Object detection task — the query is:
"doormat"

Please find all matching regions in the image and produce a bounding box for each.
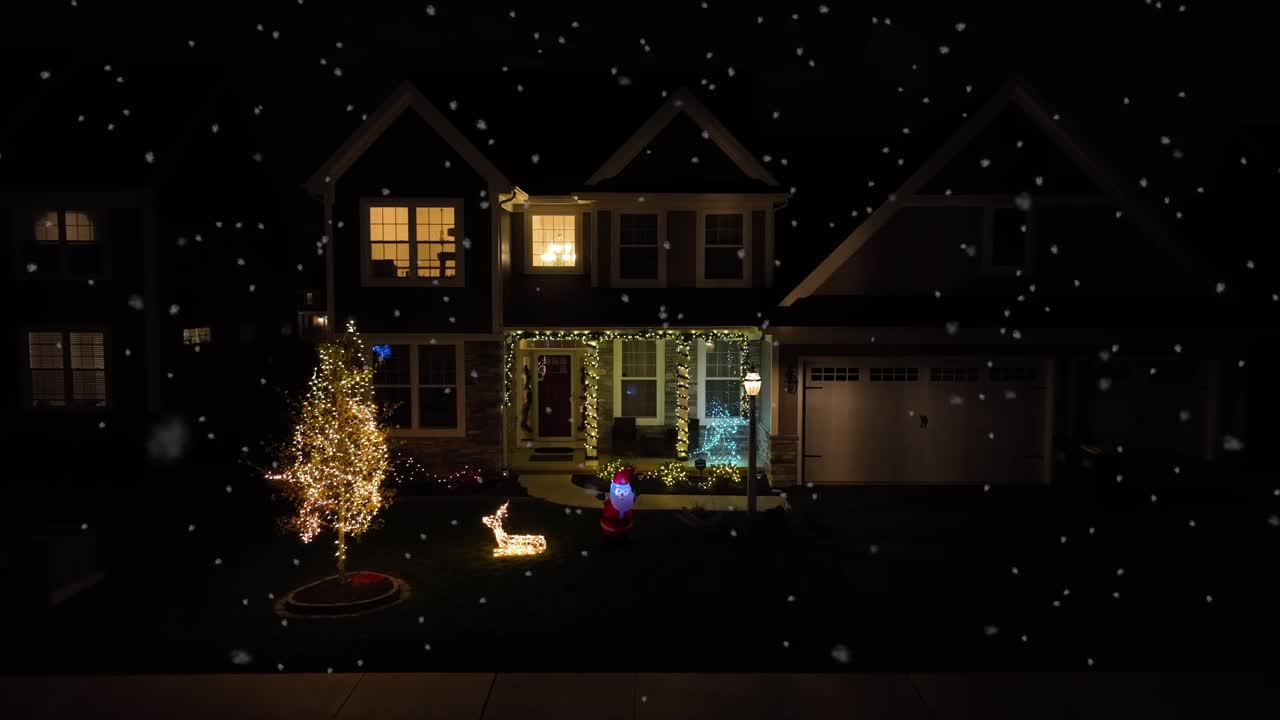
[533,447,576,454]
[529,455,574,462]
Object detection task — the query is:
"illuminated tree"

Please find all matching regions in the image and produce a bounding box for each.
[275,321,391,582]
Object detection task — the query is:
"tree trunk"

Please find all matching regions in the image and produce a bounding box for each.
[336,527,347,583]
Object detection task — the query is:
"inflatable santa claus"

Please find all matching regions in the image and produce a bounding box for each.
[600,467,636,535]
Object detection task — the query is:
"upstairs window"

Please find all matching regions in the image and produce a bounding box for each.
[698,212,750,286]
[984,208,1031,272]
[29,210,103,276]
[362,200,463,286]
[527,213,582,273]
[615,213,663,284]
[28,330,107,408]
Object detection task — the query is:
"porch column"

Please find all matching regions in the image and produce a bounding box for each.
[675,336,692,460]
[584,338,600,461]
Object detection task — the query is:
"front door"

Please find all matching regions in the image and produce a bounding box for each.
[536,354,573,438]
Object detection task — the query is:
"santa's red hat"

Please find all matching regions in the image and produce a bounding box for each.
[612,468,633,485]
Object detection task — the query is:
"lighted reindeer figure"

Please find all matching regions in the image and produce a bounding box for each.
[482,501,547,557]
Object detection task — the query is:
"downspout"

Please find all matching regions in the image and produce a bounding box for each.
[323,189,336,332]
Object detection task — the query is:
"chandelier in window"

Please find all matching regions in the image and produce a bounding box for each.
[539,234,576,266]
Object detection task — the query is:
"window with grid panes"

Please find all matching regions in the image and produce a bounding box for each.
[28,331,106,407]
[30,210,101,276]
[702,340,742,417]
[371,343,411,428]
[703,213,744,280]
[618,213,659,280]
[620,340,658,418]
[419,345,458,429]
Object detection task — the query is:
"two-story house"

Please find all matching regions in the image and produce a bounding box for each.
[305,82,785,476]
[304,78,1242,488]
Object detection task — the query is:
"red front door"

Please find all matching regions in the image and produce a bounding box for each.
[537,354,573,438]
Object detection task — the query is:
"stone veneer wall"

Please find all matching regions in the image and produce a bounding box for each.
[768,435,799,487]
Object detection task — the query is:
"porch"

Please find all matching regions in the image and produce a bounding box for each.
[502,329,772,476]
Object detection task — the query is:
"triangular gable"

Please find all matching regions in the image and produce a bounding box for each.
[585,87,779,187]
[780,80,1204,307]
[305,81,509,195]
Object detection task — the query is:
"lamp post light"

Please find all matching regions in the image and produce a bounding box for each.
[743,368,762,522]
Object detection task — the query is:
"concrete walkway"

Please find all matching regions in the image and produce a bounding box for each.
[519,473,788,512]
[5,672,1277,719]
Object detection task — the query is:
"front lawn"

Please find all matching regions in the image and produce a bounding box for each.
[11,457,1280,674]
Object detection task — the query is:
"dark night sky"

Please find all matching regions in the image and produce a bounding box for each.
[3,0,1277,290]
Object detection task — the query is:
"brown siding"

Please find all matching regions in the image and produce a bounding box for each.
[668,210,696,287]
[752,210,766,288]
[597,340,615,449]
[597,210,611,286]
[391,340,503,474]
[509,211,524,273]
[582,211,592,285]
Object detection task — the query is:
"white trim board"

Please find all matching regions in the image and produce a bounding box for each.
[585,87,779,188]
[778,79,1207,307]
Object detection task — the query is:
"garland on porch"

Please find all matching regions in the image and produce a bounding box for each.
[583,338,600,460]
[520,361,534,433]
[674,336,691,460]
[499,329,754,460]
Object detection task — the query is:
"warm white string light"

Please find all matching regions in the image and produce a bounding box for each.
[482,501,547,557]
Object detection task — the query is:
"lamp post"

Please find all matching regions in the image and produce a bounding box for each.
[743,369,762,522]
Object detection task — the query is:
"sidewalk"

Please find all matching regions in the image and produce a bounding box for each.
[519,473,788,512]
[4,672,1277,719]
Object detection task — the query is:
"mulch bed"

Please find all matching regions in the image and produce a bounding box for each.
[282,571,405,616]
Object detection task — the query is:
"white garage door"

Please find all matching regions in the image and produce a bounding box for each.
[802,357,1050,485]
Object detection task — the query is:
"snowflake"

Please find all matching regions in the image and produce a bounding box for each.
[830,644,851,664]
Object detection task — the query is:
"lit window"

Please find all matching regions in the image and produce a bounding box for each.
[365,201,463,284]
[700,341,743,418]
[29,210,101,275]
[28,331,106,407]
[368,206,410,277]
[618,213,660,281]
[183,327,213,345]
[531,214,578,268]
[619,340,660,420]
[702,213,745,281]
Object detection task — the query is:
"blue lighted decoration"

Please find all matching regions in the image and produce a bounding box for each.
[371,344,393,362]
[692,398,746,466]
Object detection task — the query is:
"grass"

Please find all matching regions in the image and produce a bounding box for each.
[10,455,1280,674]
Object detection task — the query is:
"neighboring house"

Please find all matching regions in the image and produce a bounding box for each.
[305,82,786,475]
[1,70,305,483]
[770,80,1241,486]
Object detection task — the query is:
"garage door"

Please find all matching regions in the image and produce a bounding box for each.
[802,357,1050,485]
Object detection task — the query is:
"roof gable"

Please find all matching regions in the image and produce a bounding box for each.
[305,80,508,195]
[585,88,779,188]
[780,80,1204,307]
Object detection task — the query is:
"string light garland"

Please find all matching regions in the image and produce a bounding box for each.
[692,398,747,466]
[482,501,547,557]
[704,463,744,484]
[653,460,689,487]
[500,330,755,461]
[675,336,691,460]
[596,458,631,482]
[269,321,391,581]
[390,456,485,490]
[583,338,600,460]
